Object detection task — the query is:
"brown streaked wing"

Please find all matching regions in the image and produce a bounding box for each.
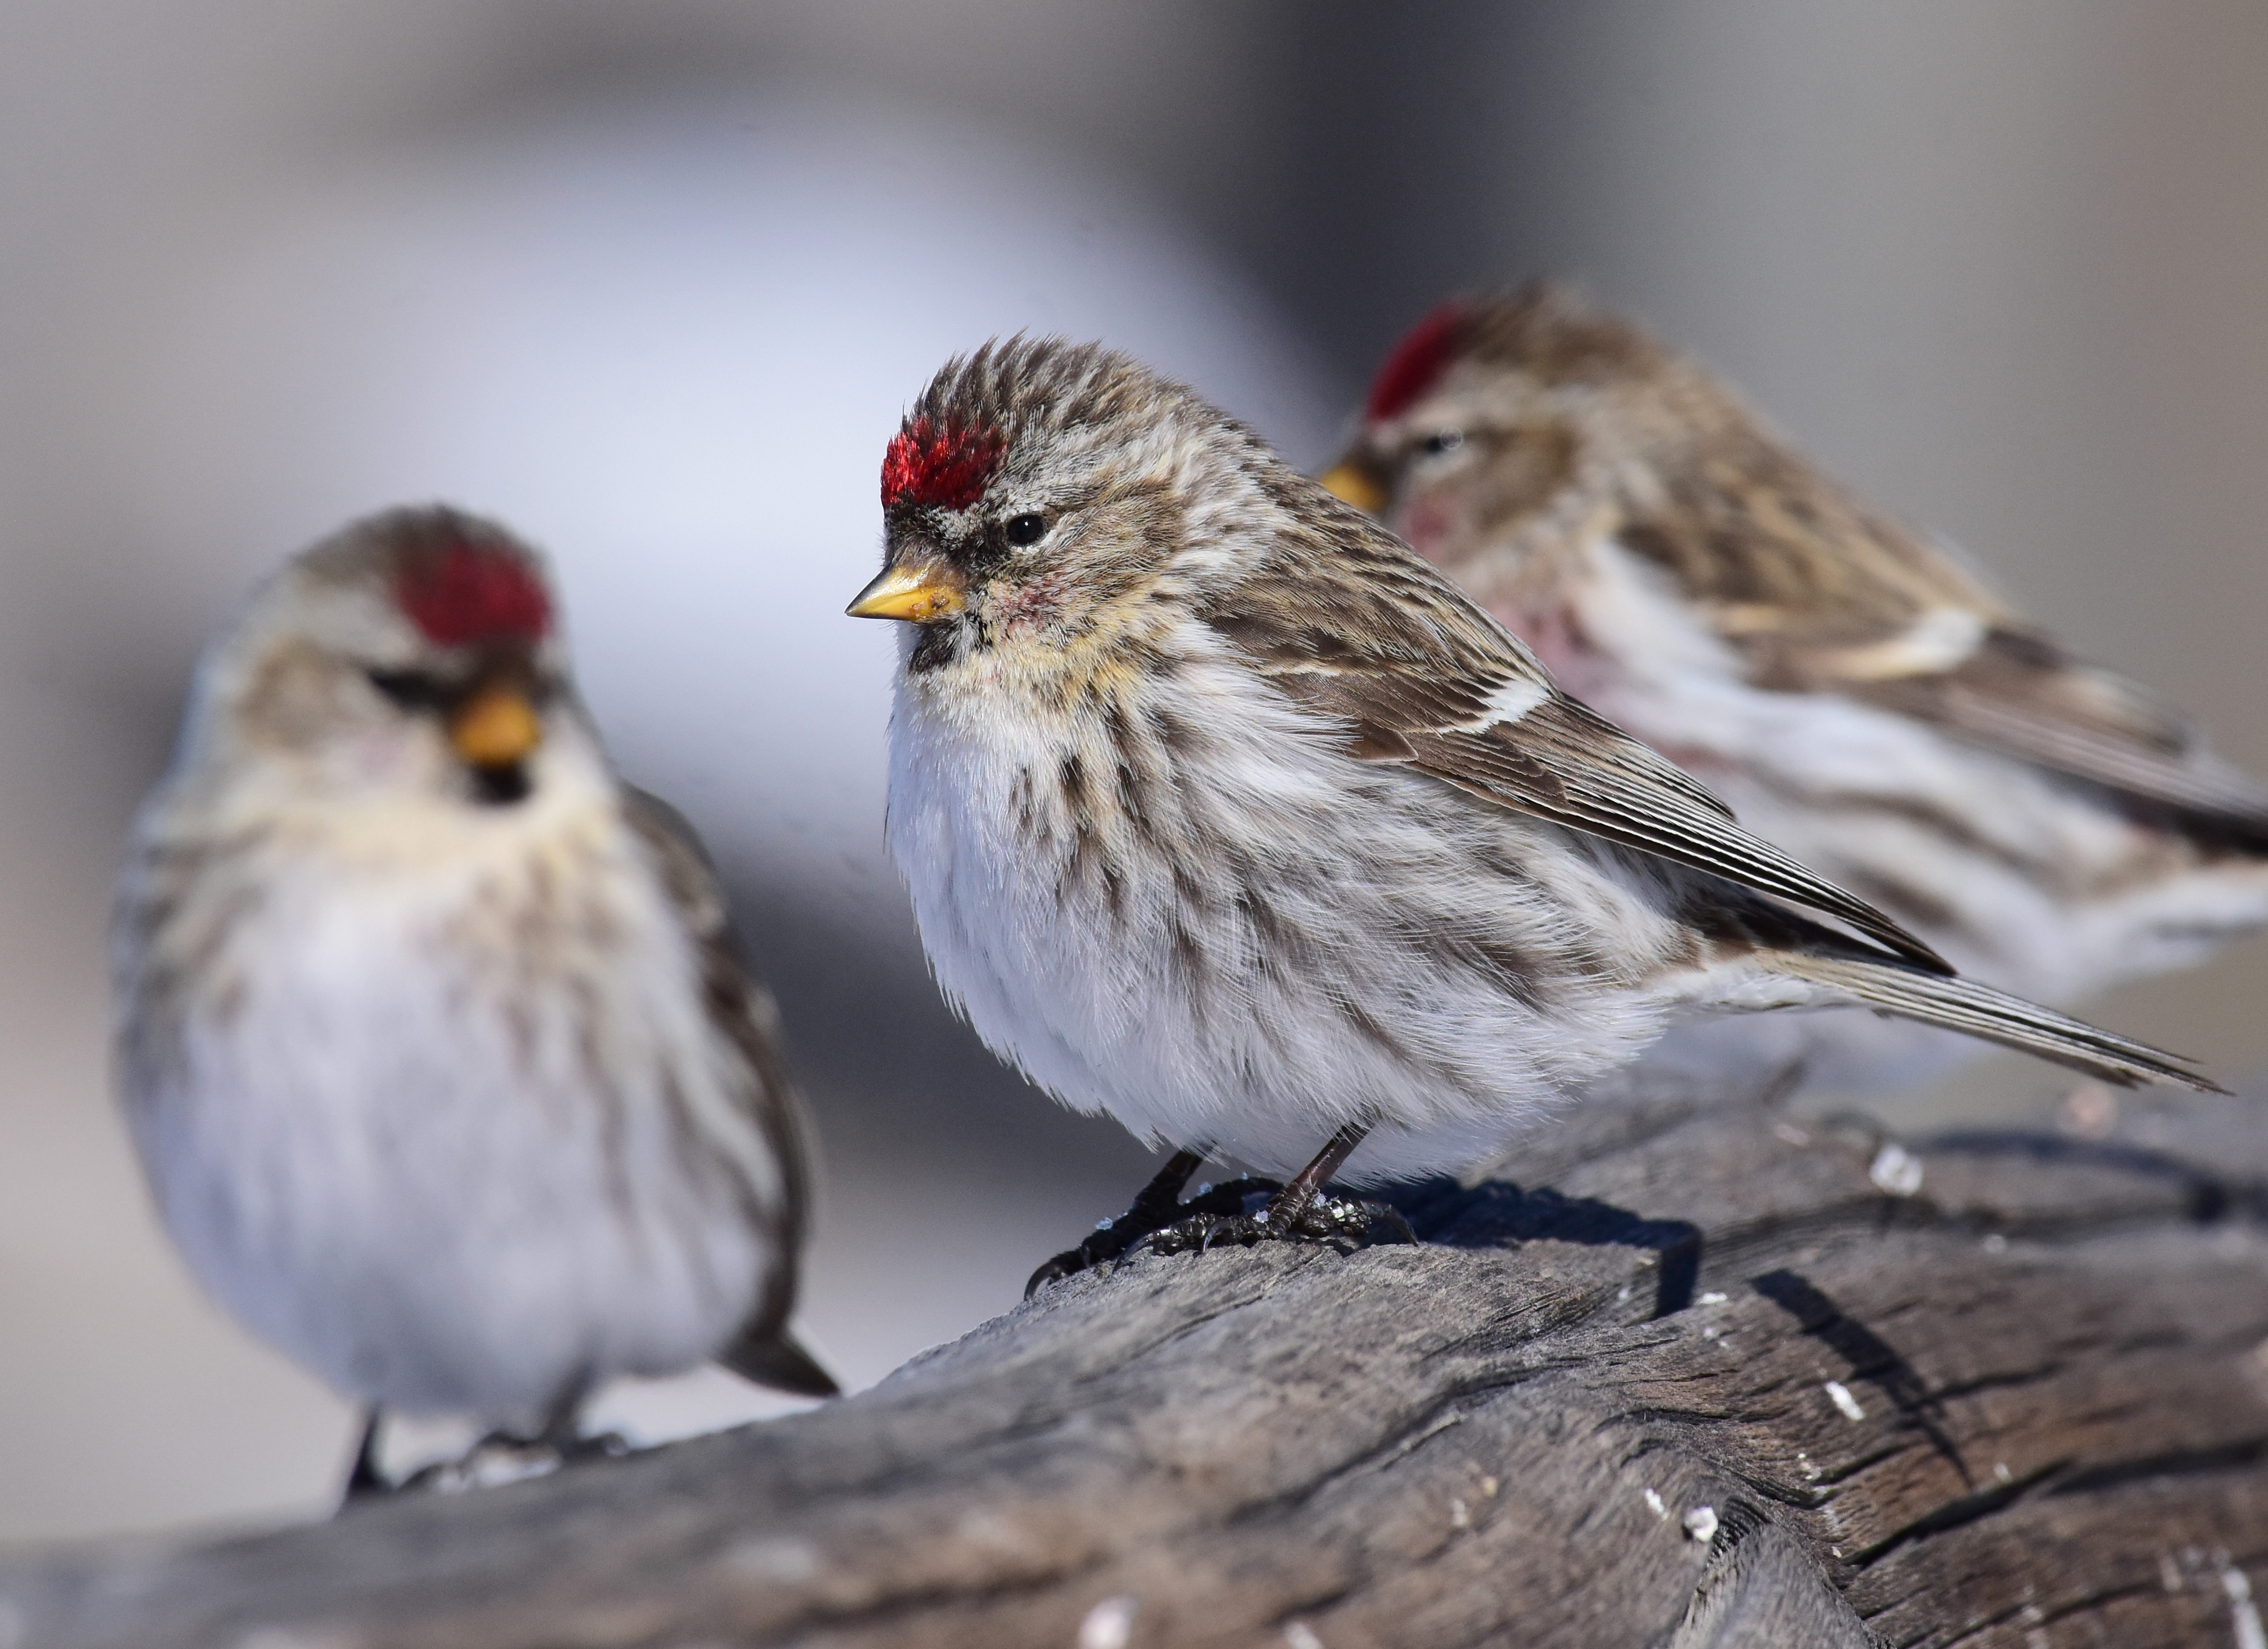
[1620,455,2268,829]
[1597,374,2009,674]
[1465,285,1998,671]
[1485,292,2268,838]
[1203,515,1953,973]
[621,786,813,1328]
[1844,627,2268,831]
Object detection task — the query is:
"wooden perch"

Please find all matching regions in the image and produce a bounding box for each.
[10,1077,2268,1648]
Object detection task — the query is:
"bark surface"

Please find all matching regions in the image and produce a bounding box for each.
[8,1079,2268,1649]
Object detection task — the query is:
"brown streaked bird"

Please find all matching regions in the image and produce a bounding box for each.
[849,338,2216,1265]
[113,505,836,1497]
[1323,285,2268,1090]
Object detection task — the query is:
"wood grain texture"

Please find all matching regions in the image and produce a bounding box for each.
[8,1079,2268,1649]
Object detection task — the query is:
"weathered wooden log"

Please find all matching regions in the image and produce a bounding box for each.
[8,1078,2268,1648]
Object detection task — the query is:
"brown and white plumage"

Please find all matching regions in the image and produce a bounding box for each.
[1325,287,2268,1088]
[855,339,2213,1194]
[113,506,833,1473]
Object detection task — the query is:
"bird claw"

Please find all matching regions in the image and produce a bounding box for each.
[1026,1175,1282,1296]
[391,1428,629,1497]
[1141,1191,1415,1258]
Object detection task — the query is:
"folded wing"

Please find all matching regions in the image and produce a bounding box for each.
[1203,502,1952,974]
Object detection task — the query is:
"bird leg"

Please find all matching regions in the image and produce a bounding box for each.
[534,1392,586,1455]
[338,1407,392,1506]
[392,1393,625,1496]
[1140,1122,1416,1258]
[540,1401,630,1466]
[1268,1122,1372,1224]
[515,1390,627,1467]
[1026,1148,1283,1295]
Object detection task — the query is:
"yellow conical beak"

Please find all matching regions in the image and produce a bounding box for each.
[1318,459,1391,517]
[846,557,967,623]
[449,684,542,767]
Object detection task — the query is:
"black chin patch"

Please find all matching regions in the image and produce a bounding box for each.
[470,761,533,806]
[910,616,985,674]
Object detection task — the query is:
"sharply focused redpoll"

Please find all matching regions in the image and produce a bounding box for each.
[115,506,835,1491]
[1322,286,2268,1090]
[850,340,2215,1247]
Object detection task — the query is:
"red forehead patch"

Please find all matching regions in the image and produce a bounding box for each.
[1365,303,1467,423]
[882,415,1004,511]
[396,539,552,647]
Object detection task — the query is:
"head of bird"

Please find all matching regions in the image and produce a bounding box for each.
[1319,285,1707,585]
[171,506,595,828]
[847,338,1293,681]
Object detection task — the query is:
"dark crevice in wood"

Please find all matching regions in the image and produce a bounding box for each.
[1929,1578,2172,1648]
[1919,1360,2072,1404]
[2017,1580,2178,1634]
[1848,1473,2043,1568]
[2048,1437,2268,1498]
[1807,1439,1929,1491]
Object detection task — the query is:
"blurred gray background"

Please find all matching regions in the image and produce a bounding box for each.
[2,1,2263,1544]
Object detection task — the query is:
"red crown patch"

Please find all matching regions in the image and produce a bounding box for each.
[397,539,552,647]
[1365,303,1467,423]
[882,416,1004,511]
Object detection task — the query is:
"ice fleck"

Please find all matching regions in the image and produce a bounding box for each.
[1095,1217,1114,1232]
[432,1444,558,1494]
[1994,1462,2013,1485]
[2058,1082,2117,1140]
[1697,1292,1728,1306]
[724,1538,819,1584]
[1983,1233,2008,1253]
[1643,1487,1669,1520]
[1283,1625,1326,1649]
[2224,1564,2266,1649]
[1825,1380,1866,1422]
[1450,1497,1470,1529]
[1079,1595,1139,1649]
[1869,1142,1924,1197]
[1480,1476,1500,1498]
[1683,1505,1719,1544]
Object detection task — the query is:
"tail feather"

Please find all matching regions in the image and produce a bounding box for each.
[718,1327,840,1398]
[1772,953,2225,1093]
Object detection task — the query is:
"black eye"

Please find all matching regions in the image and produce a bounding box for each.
[1419,428,1466,457]
[365,668,448,711]
[1003,513,1048,547]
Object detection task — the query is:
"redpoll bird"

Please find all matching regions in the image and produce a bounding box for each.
[1322,286,2268,1090]
[850,339,2216,1253]
[114,506,835,1493]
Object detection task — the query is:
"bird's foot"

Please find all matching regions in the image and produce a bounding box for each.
[558,1429,633,1465]
[1026,1173,1282,1295]
[395,1428,628,1496]
[1141,1186,1416,1257]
